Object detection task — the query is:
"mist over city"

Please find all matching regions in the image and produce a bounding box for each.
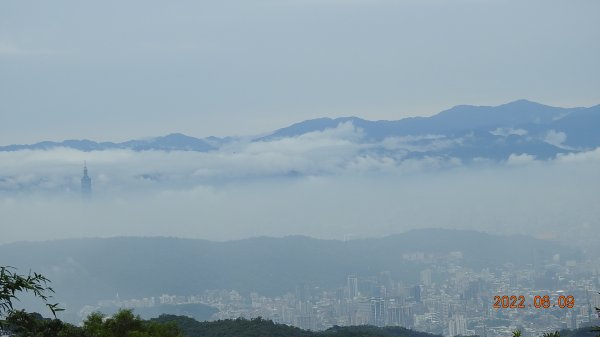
[1,1,600,336]
[1,113,600,245]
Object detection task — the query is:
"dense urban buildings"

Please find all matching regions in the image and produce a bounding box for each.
[81,251,600,337]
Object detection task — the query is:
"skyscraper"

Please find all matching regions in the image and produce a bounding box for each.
[369,297,385,326]
[347,275,358,299]
[448,314,467,337]
[81,162,92,199]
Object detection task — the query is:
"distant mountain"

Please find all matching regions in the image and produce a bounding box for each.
[258,100,600,161]
[261,100,594,140]
[0,133,216,152]
[1,100,599,162]
[547,106,600,149]
[0,229,579,318]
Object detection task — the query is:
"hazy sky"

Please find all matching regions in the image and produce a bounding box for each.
[1,0,599,144]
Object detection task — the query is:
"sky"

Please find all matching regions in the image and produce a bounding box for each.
[1,0,600,144]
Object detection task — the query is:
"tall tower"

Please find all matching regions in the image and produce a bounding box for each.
[81,161,92,199]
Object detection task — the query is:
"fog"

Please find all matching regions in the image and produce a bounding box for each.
[2,126,599,245]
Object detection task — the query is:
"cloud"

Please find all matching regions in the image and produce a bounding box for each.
[1,147,598,246]
[555,147,600,163]
[506,153,537,166]
[0,123,367,193]
[380,134,462,153]
[490,128,528,137]
[544,129,568,148]
[1,124,600,246]
[1,121,600,195]
[237,121,364,155]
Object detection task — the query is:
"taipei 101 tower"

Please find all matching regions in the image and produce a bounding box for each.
[81,161,92,200]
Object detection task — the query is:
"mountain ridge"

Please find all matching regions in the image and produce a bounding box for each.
[0,228,580,319]
[1,100,599,164]
[1,99,597,148]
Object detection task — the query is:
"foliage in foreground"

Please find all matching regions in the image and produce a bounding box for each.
[0,266,62,318]
[5,311,442,337]
[5,309,182,337]
[5,309,600,337]
[514,326,600,337]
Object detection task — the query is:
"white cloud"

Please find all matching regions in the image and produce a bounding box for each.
[380,134,460,153]
[506,153,537,166]
[0,123,367,193]
[490,128,528,137]
[544,129,568,148]
[1,149,599,246]
[238,121,364,155]
[556,147,600,163]
[1,120,599,247]
[0,142,599,246]
[2,126,600,196]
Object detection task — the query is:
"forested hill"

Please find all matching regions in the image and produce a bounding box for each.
[152,315,442,337]
[2,310,443,337]
[0,229,578,313]
[153,314,600,337]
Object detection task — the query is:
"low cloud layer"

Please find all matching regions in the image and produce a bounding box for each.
[1,124,599,246]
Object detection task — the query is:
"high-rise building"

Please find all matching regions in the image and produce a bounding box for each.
[387,305,401,326]
[448,314,467,337]
[411,285,422,302]
[400,304,415,328]
[566,311,577,329]
[350,300,371,325]
[420,269,432,287]
[370,297,386,326]
[81,162,92,199]
[347,275,358,299]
